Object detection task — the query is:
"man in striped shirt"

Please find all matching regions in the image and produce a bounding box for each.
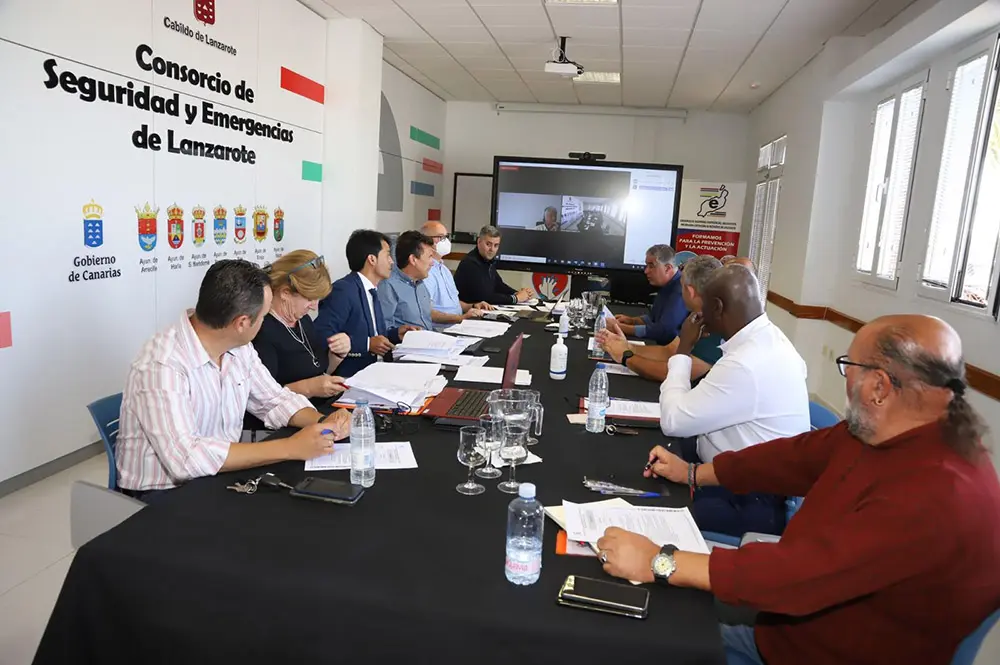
[117,260,351,497]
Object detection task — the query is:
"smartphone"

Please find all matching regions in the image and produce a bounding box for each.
[557,575,649,619]
[609,418,660,430]
[289,477,364,506]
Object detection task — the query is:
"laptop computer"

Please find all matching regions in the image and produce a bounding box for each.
[423,334,524,420]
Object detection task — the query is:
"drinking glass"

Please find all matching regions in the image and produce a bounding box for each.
[475,414,503,479]
[524,390,544,446]
[497,420,529,494]
[569,298,585,339]
[456,426,486,495]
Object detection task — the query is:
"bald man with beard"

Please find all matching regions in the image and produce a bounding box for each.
[596,314,1000,665]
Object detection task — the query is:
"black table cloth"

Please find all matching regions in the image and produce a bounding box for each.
[34,316,725,665]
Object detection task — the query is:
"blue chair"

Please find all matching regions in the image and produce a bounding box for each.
[86,393,123,491]
[809,400,839,430]
[953,608,1000,665]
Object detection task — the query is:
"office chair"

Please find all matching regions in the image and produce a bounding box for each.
[86,393,123,491]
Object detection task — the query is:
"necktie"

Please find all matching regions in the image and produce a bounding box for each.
[369,288,385,336]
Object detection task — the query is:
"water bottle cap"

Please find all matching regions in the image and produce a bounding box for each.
[518,482,536,499]
[596,363,606,369]
[356,399,369,406]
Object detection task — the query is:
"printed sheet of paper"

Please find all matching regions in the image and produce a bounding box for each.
[562,502,709,555]
[603,363,639,377]
[443,320,511,338]
[584,398,659,419]
[454,367,531,386]
[305,442,418,471]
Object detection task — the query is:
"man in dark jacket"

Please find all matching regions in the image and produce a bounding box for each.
[455,225,533,306]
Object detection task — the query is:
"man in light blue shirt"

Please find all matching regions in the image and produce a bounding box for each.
[420,221,493,330]
[377,231,435,331]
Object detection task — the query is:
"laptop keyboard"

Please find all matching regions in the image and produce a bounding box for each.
[446,390,489,418]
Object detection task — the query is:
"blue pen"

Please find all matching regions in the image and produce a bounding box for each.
[321,429,333,436]
[599,490,661,498]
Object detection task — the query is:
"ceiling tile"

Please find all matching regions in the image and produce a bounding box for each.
[385,41,448,57]
[581,59,621,73]
[574,84,622,106]
[455,55,514,69]
[623,45,685,63]
[571,43,621,62]
[623,28,691,48]
[489,26,556,43]
[622,3,698,28]
[439,41,503,56]
[483,81,537,103]
[841,0,914,36]
[298,0,343,19]
[401,4,482,26]
[694,0,786,33]
[687,29,761,53]
[468,0,545,4]
[553,27,620,44]
[422,25,493,41]
[471,4,550,26]
[547,5,620,29]
[502,44,560,60]
[471,69,525,82]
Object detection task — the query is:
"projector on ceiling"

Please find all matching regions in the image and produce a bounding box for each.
[544,60,584,77]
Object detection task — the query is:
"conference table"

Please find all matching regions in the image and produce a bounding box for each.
[34,315,725,665]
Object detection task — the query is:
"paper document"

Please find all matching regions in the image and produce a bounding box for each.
[397,353,488,367]
[443,320,511,338]
[395,330,465,355]
[584,397,659,420]
[562,501,709,555]
[345,362,443,408]
[588,337,644,351]
[305,442,418,471]
[603,364,639,377]
[545,498,631,530]
[566,413,588,425]
[454,366,531,386]
[495,304,535,312]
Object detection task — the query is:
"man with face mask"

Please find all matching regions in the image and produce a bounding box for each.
[657,265,811,537]
[419,222,494,329]
[595,313,1000,665]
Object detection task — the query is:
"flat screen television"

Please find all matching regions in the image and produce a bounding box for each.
[489,156,683,274]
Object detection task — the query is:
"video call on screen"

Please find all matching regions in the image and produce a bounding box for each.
[493,161,679,271]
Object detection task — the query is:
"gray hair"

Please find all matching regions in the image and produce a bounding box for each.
[681,255,723,294]
[646,244,676,266]
[873,326,988,460]
[479,225,501,239]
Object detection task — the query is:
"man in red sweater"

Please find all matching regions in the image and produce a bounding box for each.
[597,314,1000,665]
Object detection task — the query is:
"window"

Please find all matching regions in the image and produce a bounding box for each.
[749,136,785,298]
[856,77,926,287]
[921,39,1000,311]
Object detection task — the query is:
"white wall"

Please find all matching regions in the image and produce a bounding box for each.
[0,0,328,483]
[377,63,446,235]
[443,102,750,229]
[747,0,1000,460]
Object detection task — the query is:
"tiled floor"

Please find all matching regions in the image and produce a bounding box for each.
[0,454,107,665]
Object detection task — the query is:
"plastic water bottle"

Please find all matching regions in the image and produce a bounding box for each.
[549,335,567,380]
[558,310,570,338]
[350,400,376,488]
[587,364,609,433]
[505,482,544,585]
[592,312,607,359]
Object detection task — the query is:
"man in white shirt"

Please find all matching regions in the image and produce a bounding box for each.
[657,264,810,537]
[117,260,352,499]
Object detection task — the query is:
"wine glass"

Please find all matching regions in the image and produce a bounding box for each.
[497,417,529,494]
[524,390,544,446]
[475,414,503,479]
[569,298,585,339]
[456,426,486,495]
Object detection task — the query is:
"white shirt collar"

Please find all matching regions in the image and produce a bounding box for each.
[357,272,376,293]
[719,313,770,354]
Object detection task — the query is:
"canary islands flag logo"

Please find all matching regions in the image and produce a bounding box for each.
[83,200,103,248]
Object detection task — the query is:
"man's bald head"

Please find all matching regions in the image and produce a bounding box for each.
[723,256,756,274]
[699,265,764,339]
[844,314,986,457]
[420,221,448,238]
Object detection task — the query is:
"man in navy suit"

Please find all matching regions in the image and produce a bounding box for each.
[315,230,417,377]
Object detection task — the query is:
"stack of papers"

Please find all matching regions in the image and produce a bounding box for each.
[443,320,511,338]
[583,397,659,420]
[561,500,709,555]
[454,366,532,386]
[604,364,639,377]
[340,362,444,410]
[394,331,485,367]
[305,442,418,471]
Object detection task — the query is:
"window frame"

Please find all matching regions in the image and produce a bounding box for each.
[750,135,786,298]
[916,35,1000,313]
[854,70,929,291]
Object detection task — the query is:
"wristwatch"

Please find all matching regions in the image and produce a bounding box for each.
[651,544,678,585]
[620,349,634,366]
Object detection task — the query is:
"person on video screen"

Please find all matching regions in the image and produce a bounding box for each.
[534,206,561,232]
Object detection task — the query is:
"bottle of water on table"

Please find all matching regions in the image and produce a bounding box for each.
[587,364,609,433]
[592,309,607,360]
[350,400,376,488]
[505,482,544,585]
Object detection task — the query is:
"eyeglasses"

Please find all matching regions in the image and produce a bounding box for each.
[835,354,902,388]
[290,255,325,274]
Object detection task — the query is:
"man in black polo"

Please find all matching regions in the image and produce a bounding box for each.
[454,225,533,306]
